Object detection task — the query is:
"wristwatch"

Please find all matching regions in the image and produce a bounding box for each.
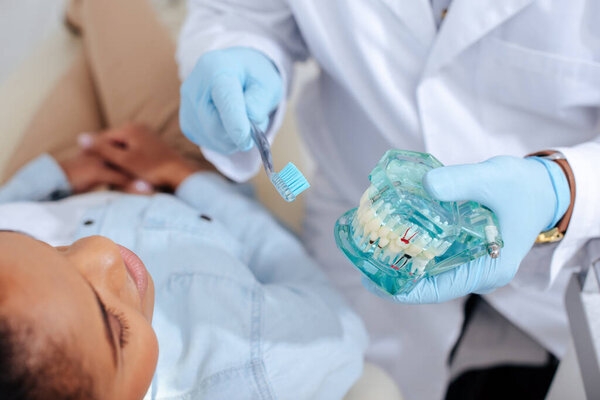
[527,150,576,244]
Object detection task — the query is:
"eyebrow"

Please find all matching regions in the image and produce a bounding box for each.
[90,287,118,366]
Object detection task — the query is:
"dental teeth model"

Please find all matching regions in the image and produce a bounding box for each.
[334,150,503,295]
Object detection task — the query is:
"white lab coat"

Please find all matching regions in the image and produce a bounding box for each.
[177,1,600,399]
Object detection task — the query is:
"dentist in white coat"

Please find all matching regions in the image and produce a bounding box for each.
[176,1,600,399]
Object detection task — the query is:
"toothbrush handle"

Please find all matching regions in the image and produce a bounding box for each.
[249,121,275,178]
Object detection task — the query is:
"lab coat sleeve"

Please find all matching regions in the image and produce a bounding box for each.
[176,172,368,399]
[547,142,600,282]
[176,0,309,182]
[0,154,71,204]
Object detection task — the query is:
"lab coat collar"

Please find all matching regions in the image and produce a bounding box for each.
[423,0,535,77]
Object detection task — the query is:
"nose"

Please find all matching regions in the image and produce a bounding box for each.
[62,236,138,305]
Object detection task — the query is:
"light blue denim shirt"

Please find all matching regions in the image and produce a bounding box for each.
[0,155,368,400]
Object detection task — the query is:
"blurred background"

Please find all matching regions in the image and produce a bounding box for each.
[0,0,67,83]
[0,0,318,233]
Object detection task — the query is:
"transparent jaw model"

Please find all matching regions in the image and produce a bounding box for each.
[334,150,503,295]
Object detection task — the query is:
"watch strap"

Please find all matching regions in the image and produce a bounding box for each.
[527,150,576,243]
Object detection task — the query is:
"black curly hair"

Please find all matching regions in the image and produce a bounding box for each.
[0,315,96,400]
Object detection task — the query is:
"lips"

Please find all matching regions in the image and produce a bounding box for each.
[117,245,149,302]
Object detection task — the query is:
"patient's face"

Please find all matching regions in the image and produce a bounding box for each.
[0,232,158,399]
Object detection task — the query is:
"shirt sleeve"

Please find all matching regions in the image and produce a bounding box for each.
[0,154,72,203]
[175,172,368,399]
[176,0,309,182]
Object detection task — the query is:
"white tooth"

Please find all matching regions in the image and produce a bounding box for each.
[386,219,399,232]
[395,237,410,250]
[412,257,429,275]
[388,242,402,254]
[361,209,377,226]
[366,217,382,233]
[413,234,432,248]
[421,250,436,260]
[395,224,417,246]
[359,201,370,214]
[369,231,379,242]
[372,198,384,212]
[359,208,375,225]
[378,237,390,247]
[374,207,386,220]
[356,205,364,219]
[403,234,432,257]
[378,226,392,239]
[405,244,423,257]
[359,188,371,206]
[357,212,368,226]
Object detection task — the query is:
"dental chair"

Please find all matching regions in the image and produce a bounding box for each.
[0,1,403,399]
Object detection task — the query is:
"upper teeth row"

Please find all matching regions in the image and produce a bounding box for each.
[352,185,452,275]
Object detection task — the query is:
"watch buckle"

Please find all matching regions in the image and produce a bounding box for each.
[536,227,564,244]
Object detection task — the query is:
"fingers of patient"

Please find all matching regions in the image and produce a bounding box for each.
[80,134,129,166]
[96,167,130,188]
[106,123,156,145]
[123,179,154,195]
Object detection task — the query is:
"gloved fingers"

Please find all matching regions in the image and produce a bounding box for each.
[423,163,496,208]
[392,259,487,304]
[391,276,443,304]
[244,79,282,126]
[210,74,252,151]
[362,255,507,304]
[179,94,202,144]
[361,277,396,301]
[179,95,234,153]
[256,119,269,135]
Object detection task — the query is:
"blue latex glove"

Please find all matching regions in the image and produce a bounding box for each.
[179,47,283,154]
[362,156,571,304]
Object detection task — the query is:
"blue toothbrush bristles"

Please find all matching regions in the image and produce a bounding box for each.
[272,162,310,202]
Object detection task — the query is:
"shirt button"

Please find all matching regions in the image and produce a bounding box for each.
[199,214,212,222]
[83,220,94,226]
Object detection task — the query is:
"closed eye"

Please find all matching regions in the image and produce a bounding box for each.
[107,307,131,347]
[91,288,119,365]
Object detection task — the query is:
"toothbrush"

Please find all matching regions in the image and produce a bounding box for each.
[249,120,310,202]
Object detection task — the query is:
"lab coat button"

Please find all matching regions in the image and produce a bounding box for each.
[199,214,212,222]
[83,220,94,226]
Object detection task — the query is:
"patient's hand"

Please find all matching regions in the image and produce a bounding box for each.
[80,124,199,191]
[59,152,131,193]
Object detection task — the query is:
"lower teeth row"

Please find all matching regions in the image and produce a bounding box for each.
[351,185,452,276]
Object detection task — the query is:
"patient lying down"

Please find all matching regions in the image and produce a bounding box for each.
[0,125,367,400]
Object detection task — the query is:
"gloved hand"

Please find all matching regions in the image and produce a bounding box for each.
[362,155,571,304]
[179,47,283,154]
